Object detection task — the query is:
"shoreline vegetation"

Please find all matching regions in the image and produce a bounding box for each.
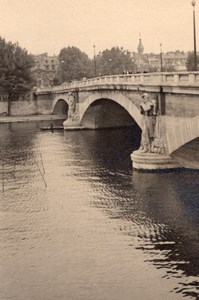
[0,114,66,124]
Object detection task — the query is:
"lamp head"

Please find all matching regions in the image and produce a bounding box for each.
[192,0,196,7]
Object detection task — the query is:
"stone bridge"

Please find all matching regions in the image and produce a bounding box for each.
[35,72,199,170]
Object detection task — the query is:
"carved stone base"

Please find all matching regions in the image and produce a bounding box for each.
[63,119,90,131]
[63,119,81,128]
[131,150,183,171]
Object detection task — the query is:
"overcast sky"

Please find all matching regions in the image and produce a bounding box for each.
[0,0,198,57]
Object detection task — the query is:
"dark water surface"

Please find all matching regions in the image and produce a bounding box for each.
[0,121,198,300]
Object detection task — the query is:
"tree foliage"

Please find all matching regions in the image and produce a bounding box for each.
[186,51,199,71]
[58,47,93,82]
[96,47,136,76]
[0,37,34,114]
[58,46,137,82]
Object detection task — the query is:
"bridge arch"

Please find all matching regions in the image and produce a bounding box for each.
[79,92,142,128]
[166,116,199,154]
[52,95,69,115]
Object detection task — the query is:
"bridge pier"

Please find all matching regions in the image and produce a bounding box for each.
[62,91,85,130]
[63,118,83,130]
[131,150,182,171]
[131,92,183,171]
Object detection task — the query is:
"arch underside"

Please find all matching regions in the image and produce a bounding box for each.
[166,116,199,169]
[53,99,68,115]
[52,95,69,116]
[167,116,199,154]
[80,98,139,129]
[171,137,199,169]
[79,93,142,129]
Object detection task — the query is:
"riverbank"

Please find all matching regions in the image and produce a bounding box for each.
[0,114,66,123]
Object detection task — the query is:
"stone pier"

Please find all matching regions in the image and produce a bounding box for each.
[131,151,182,171]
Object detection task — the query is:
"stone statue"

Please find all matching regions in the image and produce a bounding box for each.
[139,93,158,153]
[67,92,76,120]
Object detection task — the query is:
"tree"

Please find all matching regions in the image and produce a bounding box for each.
[0,37,34,115]
[96,47,136,76]
[186,51,199,71]
[58,47,93,82]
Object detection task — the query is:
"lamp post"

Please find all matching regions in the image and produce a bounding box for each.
[93,45,97,77]
[61,60,65,83]
[160,43,163,72]
[192,0,197,71]
[108,58,112,75]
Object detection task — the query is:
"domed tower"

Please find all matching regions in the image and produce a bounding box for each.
[136,33,146,72]
[137,34,144,55]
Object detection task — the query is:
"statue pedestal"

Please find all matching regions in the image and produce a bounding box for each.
[63,119,81,129]
[131,150,182,171]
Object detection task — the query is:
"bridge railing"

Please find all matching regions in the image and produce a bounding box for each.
[36,71,199,93]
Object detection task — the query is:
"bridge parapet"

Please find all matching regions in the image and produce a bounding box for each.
[36,71,199,94]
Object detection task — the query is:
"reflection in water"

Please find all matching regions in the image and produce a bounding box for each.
[0,122,198,300]
[132,171,199,298]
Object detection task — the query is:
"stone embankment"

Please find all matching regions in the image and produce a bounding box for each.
[0,114,66,124]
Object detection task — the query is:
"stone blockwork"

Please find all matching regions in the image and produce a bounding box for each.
[0,92,37,116]
[165,93,199,118]
[166,115,199,154]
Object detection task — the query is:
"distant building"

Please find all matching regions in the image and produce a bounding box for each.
[162,51,188,71]
[133,37,188,72]
[31,53,60,87]
[147,55,160,70]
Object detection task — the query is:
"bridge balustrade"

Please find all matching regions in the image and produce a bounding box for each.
[36,71,199,94]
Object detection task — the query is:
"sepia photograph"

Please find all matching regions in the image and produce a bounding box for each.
[0,0,199,299]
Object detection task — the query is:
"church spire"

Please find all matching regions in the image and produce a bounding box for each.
[137,33,144,54]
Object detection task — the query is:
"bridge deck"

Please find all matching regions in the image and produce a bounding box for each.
[36,72,199,94]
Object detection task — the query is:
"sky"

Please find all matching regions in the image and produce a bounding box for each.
[0,0,198,57]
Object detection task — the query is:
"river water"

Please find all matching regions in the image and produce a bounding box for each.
[0,121,198,300]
